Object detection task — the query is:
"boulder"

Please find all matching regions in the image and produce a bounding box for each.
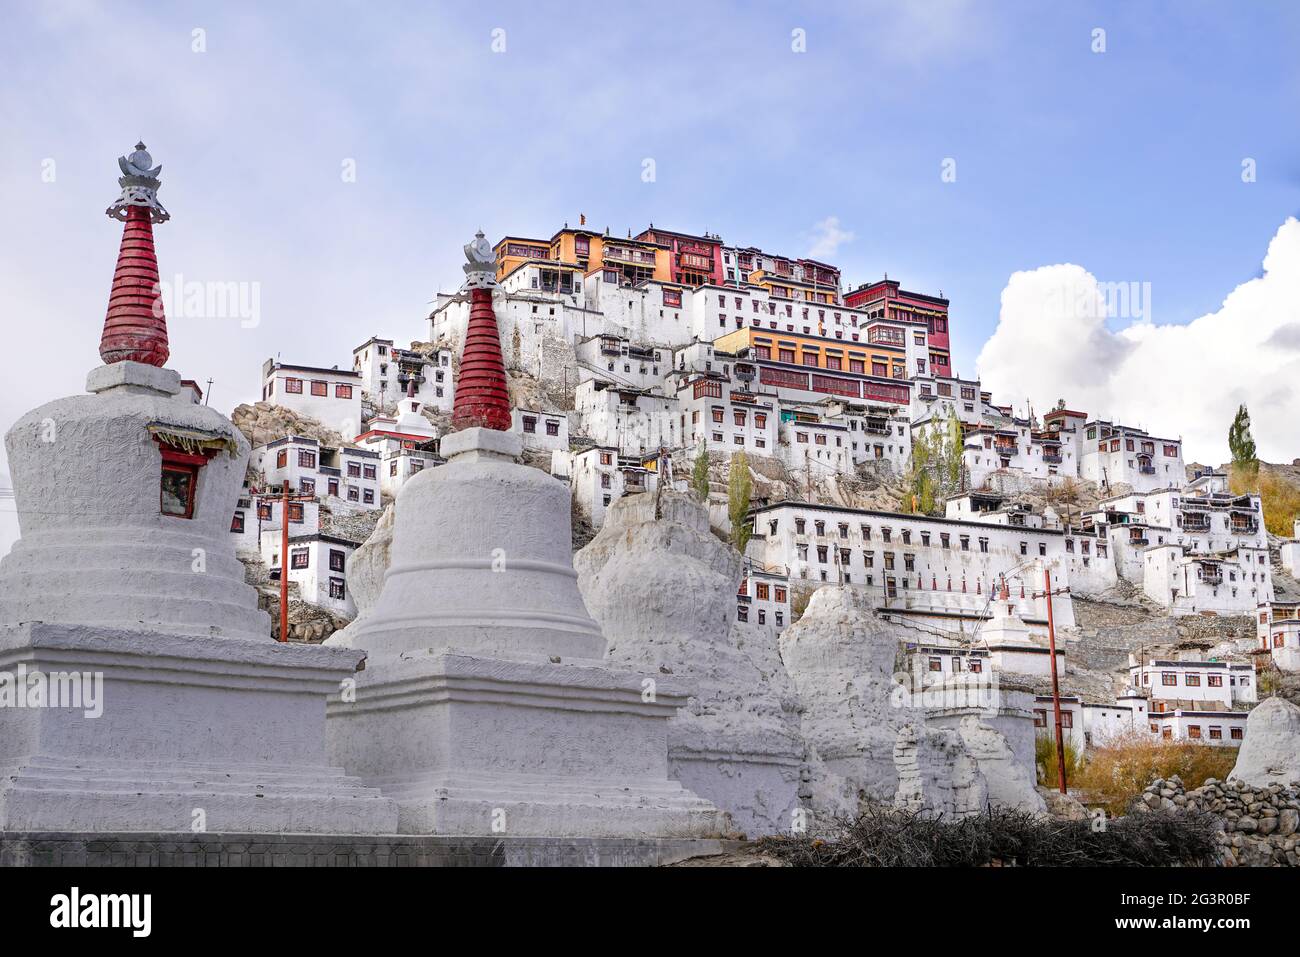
[1230,697,1300,789]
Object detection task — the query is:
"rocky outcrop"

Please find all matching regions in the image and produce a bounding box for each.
[230,401,352,450]
[574,492,803,837]
[779,587,908,817]
[1135,775,1300,866]
[893,723,988,819]
[1230,696,1300,788]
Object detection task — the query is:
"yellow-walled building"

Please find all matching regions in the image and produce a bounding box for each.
[714,326,908,381]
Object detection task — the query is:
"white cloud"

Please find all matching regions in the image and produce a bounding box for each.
[976,217,1300,464]
[807,216,854,260]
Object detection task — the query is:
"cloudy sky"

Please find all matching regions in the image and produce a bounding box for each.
[2,1,1299,555]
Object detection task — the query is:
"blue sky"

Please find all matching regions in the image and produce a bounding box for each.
[2,1,1299,552]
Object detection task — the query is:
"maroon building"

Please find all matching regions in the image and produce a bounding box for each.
[845,279,952,378]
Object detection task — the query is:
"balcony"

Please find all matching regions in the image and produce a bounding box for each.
[1198,570,1223,585]
[1139,465,1157,475]
[1042,452,1063,464]
[1181,516,1211,531]
[603,247,657,266]
[994,444,1019,457]
[1231,522,1260,535]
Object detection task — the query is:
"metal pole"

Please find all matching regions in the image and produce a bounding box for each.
[279,483,290,643]
[1044,568,1067,794]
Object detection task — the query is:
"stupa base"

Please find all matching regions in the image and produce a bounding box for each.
[0,622,399,835]
[326,653,722,838]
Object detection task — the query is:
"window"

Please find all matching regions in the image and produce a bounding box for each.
[1208,726,1222,740]
[335,384,353,399]
[363,464,377,480]
[1161,673,1177,686]
[546,420,560,436]
[1033,709,1047,728]
[756,583,770,601]
[1208,675,1223,687]
[348,462,361,478]
[160,456,201,519]
[277,449,288,469]
[290,548,309,569]
[929,657,943,673]
[1187,725,1202,739]
[284,377,303,394]
[363,489,375,504]
[298,449,316,468]
[736,605,748,623]
[311,380,328,397]
[969,660,982,674]
[1230,727,1243,740]
[329,577,345,600]
[523,416,537,433]
[348,488,359,502]
[329,549,346,572]
[230,511,245,533]
[1185,674,1201,687]
[1059,712,1073,729]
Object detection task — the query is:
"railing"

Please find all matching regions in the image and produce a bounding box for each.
[1231,522,1259,534]
[1139,465,1156,475]
[1042,452,1063,464]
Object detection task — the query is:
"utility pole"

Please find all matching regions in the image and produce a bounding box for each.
[204,378,213,406]
[1034,568,1072,794]
[259,483,315,643]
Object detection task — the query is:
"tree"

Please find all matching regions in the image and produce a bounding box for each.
[691,440,710,502]
[728,451,753,553]
[1228,404,1258,475]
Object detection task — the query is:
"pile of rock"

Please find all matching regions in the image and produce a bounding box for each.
[1134,775,1300,866]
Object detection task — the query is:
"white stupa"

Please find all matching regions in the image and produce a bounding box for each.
[0,144,397,835]
[324,236,719,837]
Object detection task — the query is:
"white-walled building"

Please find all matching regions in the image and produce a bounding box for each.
[676,376,779,457]
[355,397,441,497]
[1084,486,1272,615]
[1076,419,1185,494]
[263,532,356,618]
[552,446,659,527]
[778,415,854,478]
[573,380,678,455]
[1127,656,1257,708]
[513,407,569,452]
[261,359,363,439]
[1147,709,1247,746]
[748,501,1077,636]
[574,335,669,391]
[736,567,792,638]
[255,436,382,509]
[1279,518,1300,577]
[352,336,454,415]
[1258,601,1300,672]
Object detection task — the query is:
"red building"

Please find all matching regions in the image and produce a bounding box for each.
[636,225,724,287]
[845,278,952,378]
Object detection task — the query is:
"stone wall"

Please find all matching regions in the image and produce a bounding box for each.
[1133,776,1299,867]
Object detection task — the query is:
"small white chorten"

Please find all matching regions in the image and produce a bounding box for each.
[0,144,397,835]
[324,236,719,837]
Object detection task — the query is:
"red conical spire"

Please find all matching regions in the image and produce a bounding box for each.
[101,142,170,367]
[452,231,512,431]
[101,204,168,366]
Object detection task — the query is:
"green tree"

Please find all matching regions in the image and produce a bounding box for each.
[691,440,710,502]
[1228,404,1258,475]
[728,451,753,552]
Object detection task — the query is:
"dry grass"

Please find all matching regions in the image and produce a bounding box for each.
[1229,463,1300,537]
[1034,732,1085,789]
[1073,732,1239,816]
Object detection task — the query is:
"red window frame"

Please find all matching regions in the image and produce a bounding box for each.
[311,380,328,397]
[335,384,353,399]
[158,445,207,520]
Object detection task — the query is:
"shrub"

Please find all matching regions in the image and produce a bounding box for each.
[1034,731,1085,789]
[1072,732,1238,817]
[758,803,1220,867]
